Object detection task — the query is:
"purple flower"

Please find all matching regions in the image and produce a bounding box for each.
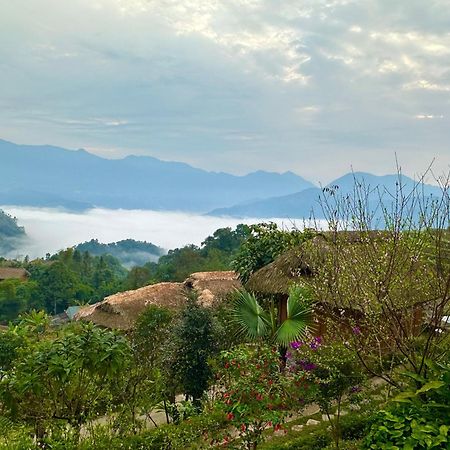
[309,336,322,350]
[299,359,317,371]
[290,341,303,350]
[350,385,361,393]
[352,326,361,335]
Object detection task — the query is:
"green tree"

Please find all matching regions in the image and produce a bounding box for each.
[168,299,222,409]
[232,223,315,283]
[3,322,130,441]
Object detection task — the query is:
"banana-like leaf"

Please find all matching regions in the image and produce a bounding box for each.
[232,291,271,340]
[275,285,313,347]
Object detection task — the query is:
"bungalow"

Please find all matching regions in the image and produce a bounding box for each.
[74,271,241,330]
[0,268,30,282]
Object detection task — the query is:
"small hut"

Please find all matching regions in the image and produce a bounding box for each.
[74,282,187,330]
[0,268,30,282]
[75,271,242,330]
[245,235,335,335]
[245,231,433,337]
[184,271,241,307]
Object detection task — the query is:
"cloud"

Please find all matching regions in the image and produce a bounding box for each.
[0,0,449,183]
[1,206,307,259]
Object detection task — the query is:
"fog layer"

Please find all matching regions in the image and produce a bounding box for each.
[1,206,307,260]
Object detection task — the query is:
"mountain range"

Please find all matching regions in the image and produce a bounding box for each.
[0,139,313,212]
[208,172,444,219]
[0,139,443,219]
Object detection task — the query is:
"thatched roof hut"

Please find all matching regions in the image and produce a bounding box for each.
[246,231,394,296]
[75,271,242,330]
[246,235,330,295]
[74,282,186,330]
[0,267,29,281]
[184,271,241,307]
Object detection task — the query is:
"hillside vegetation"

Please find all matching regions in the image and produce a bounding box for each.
[0,210,25,254]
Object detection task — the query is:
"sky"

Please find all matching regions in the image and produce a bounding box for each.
[1,0,449,183]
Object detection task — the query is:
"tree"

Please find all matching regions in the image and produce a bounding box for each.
[315,170,450,386]
[116,306,173,428]
[3,322,130,442]
[232,223,314,283]
[289,339,365,449]
[167,299,222,409]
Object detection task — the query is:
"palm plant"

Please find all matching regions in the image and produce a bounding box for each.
[232,284,313,347]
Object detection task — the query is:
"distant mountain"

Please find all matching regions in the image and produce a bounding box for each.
[0,209,26,254]
[208,172,444,219]
[75,239,165,268]
[0,139,314,212]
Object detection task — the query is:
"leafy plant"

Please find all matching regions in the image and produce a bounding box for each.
[213,344,291,449]
[233,285,313,347]
[288,339,365,449]
[364,360,450,449]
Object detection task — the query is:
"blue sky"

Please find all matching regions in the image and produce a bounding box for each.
[1,0,449,183]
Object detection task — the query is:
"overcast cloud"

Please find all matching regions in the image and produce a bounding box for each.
[0,0,449,183]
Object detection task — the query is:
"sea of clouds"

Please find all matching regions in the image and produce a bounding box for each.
[1,206,317,260]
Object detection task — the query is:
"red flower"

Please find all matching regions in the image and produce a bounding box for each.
[241,424,246,431]
[226,412,234,420]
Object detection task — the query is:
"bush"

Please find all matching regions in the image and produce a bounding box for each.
[363,361,450,449]
[261,410,372,450]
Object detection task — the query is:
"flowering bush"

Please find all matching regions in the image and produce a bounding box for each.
[213,344,291,449]
[287,337,365,449]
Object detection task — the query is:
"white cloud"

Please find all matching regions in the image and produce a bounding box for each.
[0,0,449,182]
[2,206,306,259]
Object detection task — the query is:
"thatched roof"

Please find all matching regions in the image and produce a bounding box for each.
[0,267,29,281]
[245,231,408,296]
[75,271,241,330]
[246,236,330,295]
[184,271,241,307]
[74,282,186,330]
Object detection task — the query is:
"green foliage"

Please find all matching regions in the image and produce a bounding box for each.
[232,285,312,346]
[0,329,24,378]
[288,339,365,448]
[364,360,450,449]
[0,210,25,239]
[167,300,222,406]
[260,411,371,450]
[0,210,25,255]
[75,238,164,268]
[0,279,39,322]
[146,225,250,283]
[2,322,131,434]
[214,344,291,449]
[232,223,315,282]
[0,248,128,322]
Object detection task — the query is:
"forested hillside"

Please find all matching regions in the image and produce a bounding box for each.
[0,223,306,323]
[75,239,164,268]
[0,210,25,254]
[0,249,127,323]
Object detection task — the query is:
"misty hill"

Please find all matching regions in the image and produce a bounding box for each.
[75,239,165,268]
[0,209,26,254]
[208,172,444,219]
[0,139,314,212]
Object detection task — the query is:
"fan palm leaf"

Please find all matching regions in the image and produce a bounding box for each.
[232,290,271,340]
[274,285,313,347]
